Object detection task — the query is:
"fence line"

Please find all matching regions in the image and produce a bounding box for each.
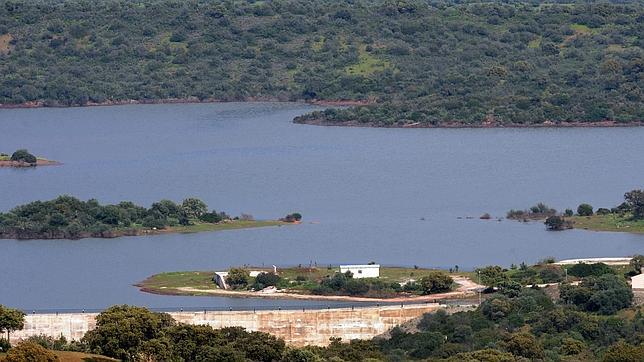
[20,300,478,315]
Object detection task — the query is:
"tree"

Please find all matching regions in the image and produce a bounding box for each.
[82,305,175,360]
[476,266,508,287]
[181,198,208,219]
[226,268,250,289]
[0,305,25,342]
[560,274,632,315]
[568,263,615,278]
[503,332,544,358]
[545,215,570,230]
[419,271,453,294]
[577,204,593,216]
[4,341,57,362]
[630,254,644,274]
[624,190,644,219]
[10,149,37,164]
[255,272,281,288]
[602,341,644,362]
[564,209,574,217]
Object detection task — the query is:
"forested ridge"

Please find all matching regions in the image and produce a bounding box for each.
[0,0,642,126]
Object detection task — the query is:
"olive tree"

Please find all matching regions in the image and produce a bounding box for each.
[0,305,25,342]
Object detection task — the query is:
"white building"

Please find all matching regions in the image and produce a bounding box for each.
[632,273,644,291]
[340,264,380,279]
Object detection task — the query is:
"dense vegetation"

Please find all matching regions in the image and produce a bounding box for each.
[0,149,37,164]
[224,267,454,298]
[0,195,240,239]
[3,263,643,362]
[0,1,642,126]
[507,189,644,232]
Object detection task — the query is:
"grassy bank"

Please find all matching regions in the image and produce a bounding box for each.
[570,214,644,233]
[0,351,117,362]
[161,220,286,234]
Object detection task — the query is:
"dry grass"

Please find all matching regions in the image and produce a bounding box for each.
[0,34,13,54]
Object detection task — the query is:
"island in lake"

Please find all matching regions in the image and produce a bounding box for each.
[0,196,299,240]
[0,149,59,167]
[506,189,644,233]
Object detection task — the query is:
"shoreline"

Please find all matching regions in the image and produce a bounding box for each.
[0,220,287,240]
[294,118,644,129]
[0,159,61,168]
[136,272,483,303]
[3,99,641,129]
[0,97,368,110]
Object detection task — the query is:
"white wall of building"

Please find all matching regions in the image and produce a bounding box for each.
[340,265,380,279]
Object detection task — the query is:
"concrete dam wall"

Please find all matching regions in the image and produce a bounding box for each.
[11,304,470,347]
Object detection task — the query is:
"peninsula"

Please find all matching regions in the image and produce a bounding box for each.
[137,265,482,302]
[0,149,59,168]
[506,189,644,233]
[0,196,297,240]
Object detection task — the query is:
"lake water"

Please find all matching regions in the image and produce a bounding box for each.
[0,102,642,310]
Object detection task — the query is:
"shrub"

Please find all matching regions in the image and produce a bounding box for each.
[596,208,611,215]
[577,203,593,216]
[568,263,615,278]
[255,272,281,287]
[199,212,222,223]
[4,341,57,362]
[560,337,585,355]
[10,149,37,164]
[545,215,570,230]
[564,209,574,217]
[419,271,453,294]
[226,268,250,289]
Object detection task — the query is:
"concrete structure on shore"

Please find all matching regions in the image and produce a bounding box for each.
[11,304,472,347]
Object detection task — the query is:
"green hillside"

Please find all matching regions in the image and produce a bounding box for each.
[0,0,642,126]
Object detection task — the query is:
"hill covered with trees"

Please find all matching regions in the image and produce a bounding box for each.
[0,0,642,126]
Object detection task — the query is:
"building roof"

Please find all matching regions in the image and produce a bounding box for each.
[340,264,380,268]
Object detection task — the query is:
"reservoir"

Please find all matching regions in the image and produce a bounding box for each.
[0,102,642,310]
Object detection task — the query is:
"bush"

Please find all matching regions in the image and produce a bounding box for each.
[10,149,37,164]
[199,212,222,223]
[545,215,571,230]
[4,341,57,362]
[568,263,615,278]
[596,208,611,215]
[0,338,10,352]
[255,272,280,287]
[564,209,574,217]
[577,203,593,216]
[226,268,250,289]
[419,271,453,294]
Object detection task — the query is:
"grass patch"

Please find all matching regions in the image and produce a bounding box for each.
[139,271,219,291]
[528,37,541,49]
[344,45,391,76]
[569,214,644,233]
[166,220,285,234]
[0,34,13,54]
[570,23,593,34]
[311,36,325,52]
[0,351,117,362]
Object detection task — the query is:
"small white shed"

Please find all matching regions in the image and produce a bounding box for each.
[340,264,380,279]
